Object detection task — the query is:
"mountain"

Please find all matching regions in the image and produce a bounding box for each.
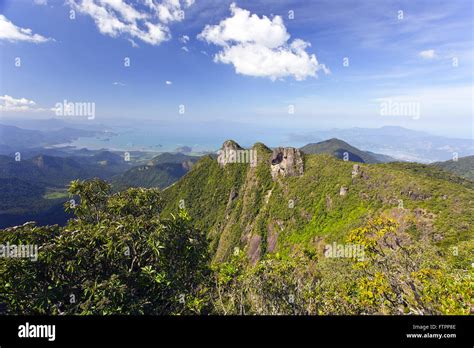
[300,138,394,163]
[0,177,72,228]
[148,152,198,165]
[0,152,129,187]
[0,150,198,228]
[290,126,474,163]
[0,124,101,150]
[112,153,200,190]
[112,163,190,190]
[0,154,81,187]
[0,118,109,132]
[1,140,472,315]
[0,152,133,228]
[432,156,474,181]
[162,140,474,263]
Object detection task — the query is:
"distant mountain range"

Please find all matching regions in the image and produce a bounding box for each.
[1,123,473,229]
[300,138,395,163]
[0,124,104,152]
[112,153,199,190]
[0,151,133,228]
[289,126,473,163]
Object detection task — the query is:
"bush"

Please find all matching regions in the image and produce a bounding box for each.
[0,179,210,315]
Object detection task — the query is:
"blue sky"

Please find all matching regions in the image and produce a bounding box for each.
[0,0,472,139]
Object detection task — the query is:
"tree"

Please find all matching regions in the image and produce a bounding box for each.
[0,179,210,315]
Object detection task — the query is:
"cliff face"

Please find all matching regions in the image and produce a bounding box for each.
[270,147,304,179]
[217,141,304,178]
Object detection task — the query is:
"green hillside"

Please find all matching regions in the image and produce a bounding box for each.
[162,141,473,262]
[111,153,199,190]
[112,163,190,190]
[0,152,131,228]
[148,152,198,165]
[1,141,471,315]
[432,156,474,180]
[300,138,394,163]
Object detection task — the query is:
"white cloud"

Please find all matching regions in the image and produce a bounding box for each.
[0,95,38,112]
[33,0,48,5]
[68,0,195,46]
[112,81,126,86]
[128,38,139,47]
[179,34,190,43]
[145,0,187,23]
[198,3,327,81]
[181,46,189,52]
[165,80,172,85]
[419,49,437,59]
[0,15,52,43]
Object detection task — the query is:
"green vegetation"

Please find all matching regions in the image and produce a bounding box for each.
[1,141,473,315]
[163,149,474,259]
[0,179,210,314]
[212,217,472,314]
[300,138,394,163]
[112,163,190,191]
[43,189,69,200]
[432,156,474,181]
[0,151,195,228]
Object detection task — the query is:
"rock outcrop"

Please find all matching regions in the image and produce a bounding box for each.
[217,140,243,167]
[270,147,304,179]
[217,140,257,167]
[340,186,348,196]
[352,164,360,178]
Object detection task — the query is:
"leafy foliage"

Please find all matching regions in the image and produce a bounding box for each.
[211,217,472,315]
[0,179,210,315]
[1,144,473,316]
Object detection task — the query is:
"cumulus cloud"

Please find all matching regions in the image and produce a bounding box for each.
[419,49,437,59]
[33,0,48,5]
[198,3,327,81]
[165,80,172,85]
[0,15,52,43]
[68,0,194,46]
[0,95,39,112]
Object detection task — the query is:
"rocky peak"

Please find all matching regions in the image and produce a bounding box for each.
[217,140,243,167]
[270,147,304,179]
[222,140,243,151]
[340,186,348,196]
[352,164,360,178]
[217,140,257,167]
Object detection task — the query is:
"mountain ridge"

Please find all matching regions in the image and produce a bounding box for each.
[162,140,474,263]
[300,138,395,163]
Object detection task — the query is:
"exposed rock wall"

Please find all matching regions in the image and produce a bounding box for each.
[270,147,304,179]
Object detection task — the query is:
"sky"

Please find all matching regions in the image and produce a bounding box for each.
[0,0,473,140]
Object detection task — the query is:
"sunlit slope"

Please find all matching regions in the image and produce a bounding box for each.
[162,142,474,263]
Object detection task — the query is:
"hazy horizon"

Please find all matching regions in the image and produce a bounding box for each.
[1,0,473,139]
